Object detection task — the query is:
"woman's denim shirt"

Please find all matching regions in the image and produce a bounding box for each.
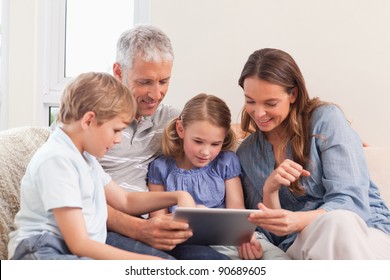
[237,105,390,251]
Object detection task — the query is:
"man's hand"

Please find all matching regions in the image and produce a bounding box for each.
[107,204,192,251]
[138,214,193,251]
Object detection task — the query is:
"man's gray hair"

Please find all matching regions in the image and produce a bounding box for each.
[116,25,174,70]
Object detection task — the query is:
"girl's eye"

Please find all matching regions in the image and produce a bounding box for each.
[245,100,255,104]
[266,102,277,107]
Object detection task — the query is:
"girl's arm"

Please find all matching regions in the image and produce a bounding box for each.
[225,176,263,259]
[225,176,245,209]
[148,183,169,217]
[53,207,162,259]
[105,180,196,216]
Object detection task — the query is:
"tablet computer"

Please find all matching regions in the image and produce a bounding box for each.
[173,207,260,246]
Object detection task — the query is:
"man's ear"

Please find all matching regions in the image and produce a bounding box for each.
[81,111,96,129]
[176,119,185,139]
[113,63,123,81]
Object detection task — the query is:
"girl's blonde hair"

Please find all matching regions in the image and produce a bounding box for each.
[57,72,136,125]
[162,93,236,159]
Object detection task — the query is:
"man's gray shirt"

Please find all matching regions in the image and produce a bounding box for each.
[99,104,180,192]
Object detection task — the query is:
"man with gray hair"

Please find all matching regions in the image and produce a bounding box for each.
[100,25,230,259]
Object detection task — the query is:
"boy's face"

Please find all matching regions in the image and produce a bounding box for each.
[85,115,130,158]
[113,59,173,119]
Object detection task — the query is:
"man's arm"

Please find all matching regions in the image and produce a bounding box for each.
[107,204,192,251]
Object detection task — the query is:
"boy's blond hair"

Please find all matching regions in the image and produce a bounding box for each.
[57,72,136,125]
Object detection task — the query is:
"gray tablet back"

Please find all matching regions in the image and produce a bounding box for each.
[173,207,259,246]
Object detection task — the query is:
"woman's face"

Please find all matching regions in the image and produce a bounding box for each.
[243,76,296,134]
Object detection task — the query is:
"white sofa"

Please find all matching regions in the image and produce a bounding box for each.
[0,126,389,259]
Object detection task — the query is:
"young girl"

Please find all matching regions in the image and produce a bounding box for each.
[7,72,196,260]
[147,93,266,260]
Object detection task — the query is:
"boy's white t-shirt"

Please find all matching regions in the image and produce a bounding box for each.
[8,128,111,259]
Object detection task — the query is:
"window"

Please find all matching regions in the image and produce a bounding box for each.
[43,0,150,126]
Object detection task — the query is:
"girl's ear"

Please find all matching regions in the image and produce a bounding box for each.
[176,119,185,139]
[81,111,96,129]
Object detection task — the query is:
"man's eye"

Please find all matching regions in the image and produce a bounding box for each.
[139,80,152,85]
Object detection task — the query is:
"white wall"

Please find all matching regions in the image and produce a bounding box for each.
[151,0,390,146]
[4,0,390,146]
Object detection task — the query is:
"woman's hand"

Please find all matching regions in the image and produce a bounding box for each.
[238,233,263,260]
[264,159,310,193]
[248,203,326,236]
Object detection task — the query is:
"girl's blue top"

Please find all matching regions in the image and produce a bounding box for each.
[148,151,241,212]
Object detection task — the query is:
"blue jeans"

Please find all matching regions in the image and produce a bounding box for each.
[106,231,230,260]
[11,233,90,260]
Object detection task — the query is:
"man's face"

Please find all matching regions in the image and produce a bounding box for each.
[114,59,173,119]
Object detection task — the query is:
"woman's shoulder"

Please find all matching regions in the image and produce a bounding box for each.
[236,132,259,155]
[311,104,345,122]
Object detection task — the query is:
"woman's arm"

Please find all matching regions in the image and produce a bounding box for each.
[248,203,326,236]
[53,207,162,259]
[263,159,310,209]
[148,183,170,217]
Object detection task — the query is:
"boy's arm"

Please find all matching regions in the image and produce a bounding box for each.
[53,207,162,259]
[105,180,195,216]
[105,180,194,250]
[148,183,169,217]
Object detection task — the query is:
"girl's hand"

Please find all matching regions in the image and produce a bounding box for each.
[238,233,263,260]
[264,159,310,193]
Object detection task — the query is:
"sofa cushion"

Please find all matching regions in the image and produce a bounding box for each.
[0,126,50,259]
[364,147,390,207]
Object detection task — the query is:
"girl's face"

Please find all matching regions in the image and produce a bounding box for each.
[243,77,296,135]
[176,120,226,170]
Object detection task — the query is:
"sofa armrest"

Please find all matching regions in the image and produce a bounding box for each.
[364,147,390,207]
[0,126,50,259]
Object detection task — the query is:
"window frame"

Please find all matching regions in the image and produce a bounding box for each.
[0,0,10,130]
[39,0,150,126]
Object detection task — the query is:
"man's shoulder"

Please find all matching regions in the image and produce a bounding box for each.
[151,104,181,124]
